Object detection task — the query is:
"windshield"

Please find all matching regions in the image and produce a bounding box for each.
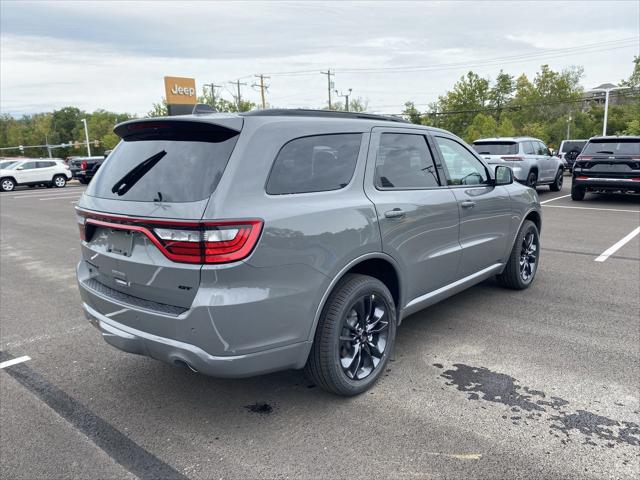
[472,142,518,155]
[86,133,239,202]
[582,140,640,156]
[0,161,18,169]
[560,141,586,153]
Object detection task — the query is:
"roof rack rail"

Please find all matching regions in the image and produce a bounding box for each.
[192,103,217,114]
[240,109,409,123]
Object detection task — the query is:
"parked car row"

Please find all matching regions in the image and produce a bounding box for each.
[0,159,72,192]
[68,151,111,184]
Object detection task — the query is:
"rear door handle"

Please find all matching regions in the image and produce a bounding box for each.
[461,200,476,209]
[384,208,406,219]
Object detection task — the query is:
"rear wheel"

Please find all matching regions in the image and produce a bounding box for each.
[1,178,15,192]
[526,171,537,189]
[549,169,563,191]
[497,220,539,290]
[53,175,67,188]
[571,185,585,201]
[305,274,397,396]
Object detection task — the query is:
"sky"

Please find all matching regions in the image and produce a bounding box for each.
[1,0,639,117]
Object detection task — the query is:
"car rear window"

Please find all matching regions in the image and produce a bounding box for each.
[266,134,362,195]
[86,123,239,203]
[582,139,640,156]
[472,142,518,155]
[560,141,586,153]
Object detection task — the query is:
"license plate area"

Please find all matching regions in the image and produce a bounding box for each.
[107,230,134,257]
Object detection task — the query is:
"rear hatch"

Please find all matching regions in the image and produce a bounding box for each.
[77,117,244,309]
[574,138,640,178]
[472,141,520,168]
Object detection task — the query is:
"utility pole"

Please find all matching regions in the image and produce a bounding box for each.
[590,85,625,136]
[203,82,221,108]
[253,74,270,109]
[320,69,335,109]
[45,134,52,158]
[81,118,91,156]
[335,88,353,112]
[230,80,247,111]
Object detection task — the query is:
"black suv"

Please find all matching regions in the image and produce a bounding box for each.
[571,136,640,200]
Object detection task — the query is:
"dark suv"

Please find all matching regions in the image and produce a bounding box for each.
[76,109,541,395]
[571,136,640,200]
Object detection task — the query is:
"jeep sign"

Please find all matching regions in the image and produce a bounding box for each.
[164,76,197,105]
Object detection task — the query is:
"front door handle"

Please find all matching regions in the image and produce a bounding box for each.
[461,200,476,209]
[384,208,406,219]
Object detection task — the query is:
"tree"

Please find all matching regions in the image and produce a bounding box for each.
[464,113,497,142]
[432,71,490,135]
[402,101,423,124]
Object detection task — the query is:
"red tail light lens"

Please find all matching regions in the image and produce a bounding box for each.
[575,176,590,180]
[501,156,524,161]
[80,160,87,170]
[76,209,263,264]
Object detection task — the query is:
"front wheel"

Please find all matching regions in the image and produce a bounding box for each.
[497,220,540,290]
[305,274,397,396]
[549,169,564,191]
[1,178,15,192]
[53,175,67,188]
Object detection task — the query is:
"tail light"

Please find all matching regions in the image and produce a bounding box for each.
[575,176,590,180]
[501,156,524,161]
[631,177,640,182]
[76,209,262,264]
[80,160,87,170]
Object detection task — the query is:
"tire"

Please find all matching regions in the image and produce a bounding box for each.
[526,171,537,189]
[549,168,564,191]
[1,178,15,192]
[28,185,36,188]
[53,175,67,188]
[497,220,540,290]
[571,185,585,201]
[305,274,397,396]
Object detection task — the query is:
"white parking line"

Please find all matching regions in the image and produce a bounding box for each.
[0,355,31,369]
[11,191,85,200]
[595,226,640,262]
[540,194,570,205]
[39,195,82,201]
[9,187,85,198]
[543,205,640,214]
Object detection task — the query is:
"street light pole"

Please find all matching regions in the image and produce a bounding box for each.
[81,118,91,156]
[590,86,625,136]
[566,115,572,139]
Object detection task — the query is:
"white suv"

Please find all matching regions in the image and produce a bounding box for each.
[472,137,565,190]
[0,159,72,192]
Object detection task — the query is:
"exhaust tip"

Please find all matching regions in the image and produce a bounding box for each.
[174,359,198,373]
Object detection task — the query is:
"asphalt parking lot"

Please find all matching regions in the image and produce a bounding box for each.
[1,178,639,479]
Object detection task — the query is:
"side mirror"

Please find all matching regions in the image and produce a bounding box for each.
[16,166,24,170]
[495,165,513,186]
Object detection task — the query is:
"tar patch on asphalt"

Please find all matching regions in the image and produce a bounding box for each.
[433,363,640,449]
[244,402,274,414]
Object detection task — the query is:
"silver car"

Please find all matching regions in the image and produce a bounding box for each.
[76,109,542,396]
[472,136,565,191]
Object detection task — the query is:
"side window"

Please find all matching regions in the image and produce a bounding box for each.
[36,161,55,168]
[522,141,536,155]
[266,133,361,195]
[375,133,440,189]
[21,162,36,170]
[537,141,550,156]
[435,136,488,186]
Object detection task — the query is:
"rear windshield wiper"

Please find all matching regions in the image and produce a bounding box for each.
[111,150,167,196]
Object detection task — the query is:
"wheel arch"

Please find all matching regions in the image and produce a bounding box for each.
[0,176,18,187]
[306,253,403,345]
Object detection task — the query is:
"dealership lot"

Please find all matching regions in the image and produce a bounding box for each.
[1,180,638,479]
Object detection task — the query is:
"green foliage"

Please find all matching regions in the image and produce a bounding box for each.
[402,102,423,124]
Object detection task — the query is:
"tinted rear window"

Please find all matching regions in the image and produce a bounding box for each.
[266,134,361,195]
[472,142,518,155]
[582,139,640,156]
[86,126,239,203]
[560,141,586,153]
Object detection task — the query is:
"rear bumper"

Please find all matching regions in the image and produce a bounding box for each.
[83,302,310,377]
[573,177,640,192]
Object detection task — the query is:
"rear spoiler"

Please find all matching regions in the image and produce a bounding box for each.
[114,117,243,141]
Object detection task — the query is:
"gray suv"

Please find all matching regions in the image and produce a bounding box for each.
[76,110,542,396]
[472,137,565,190]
